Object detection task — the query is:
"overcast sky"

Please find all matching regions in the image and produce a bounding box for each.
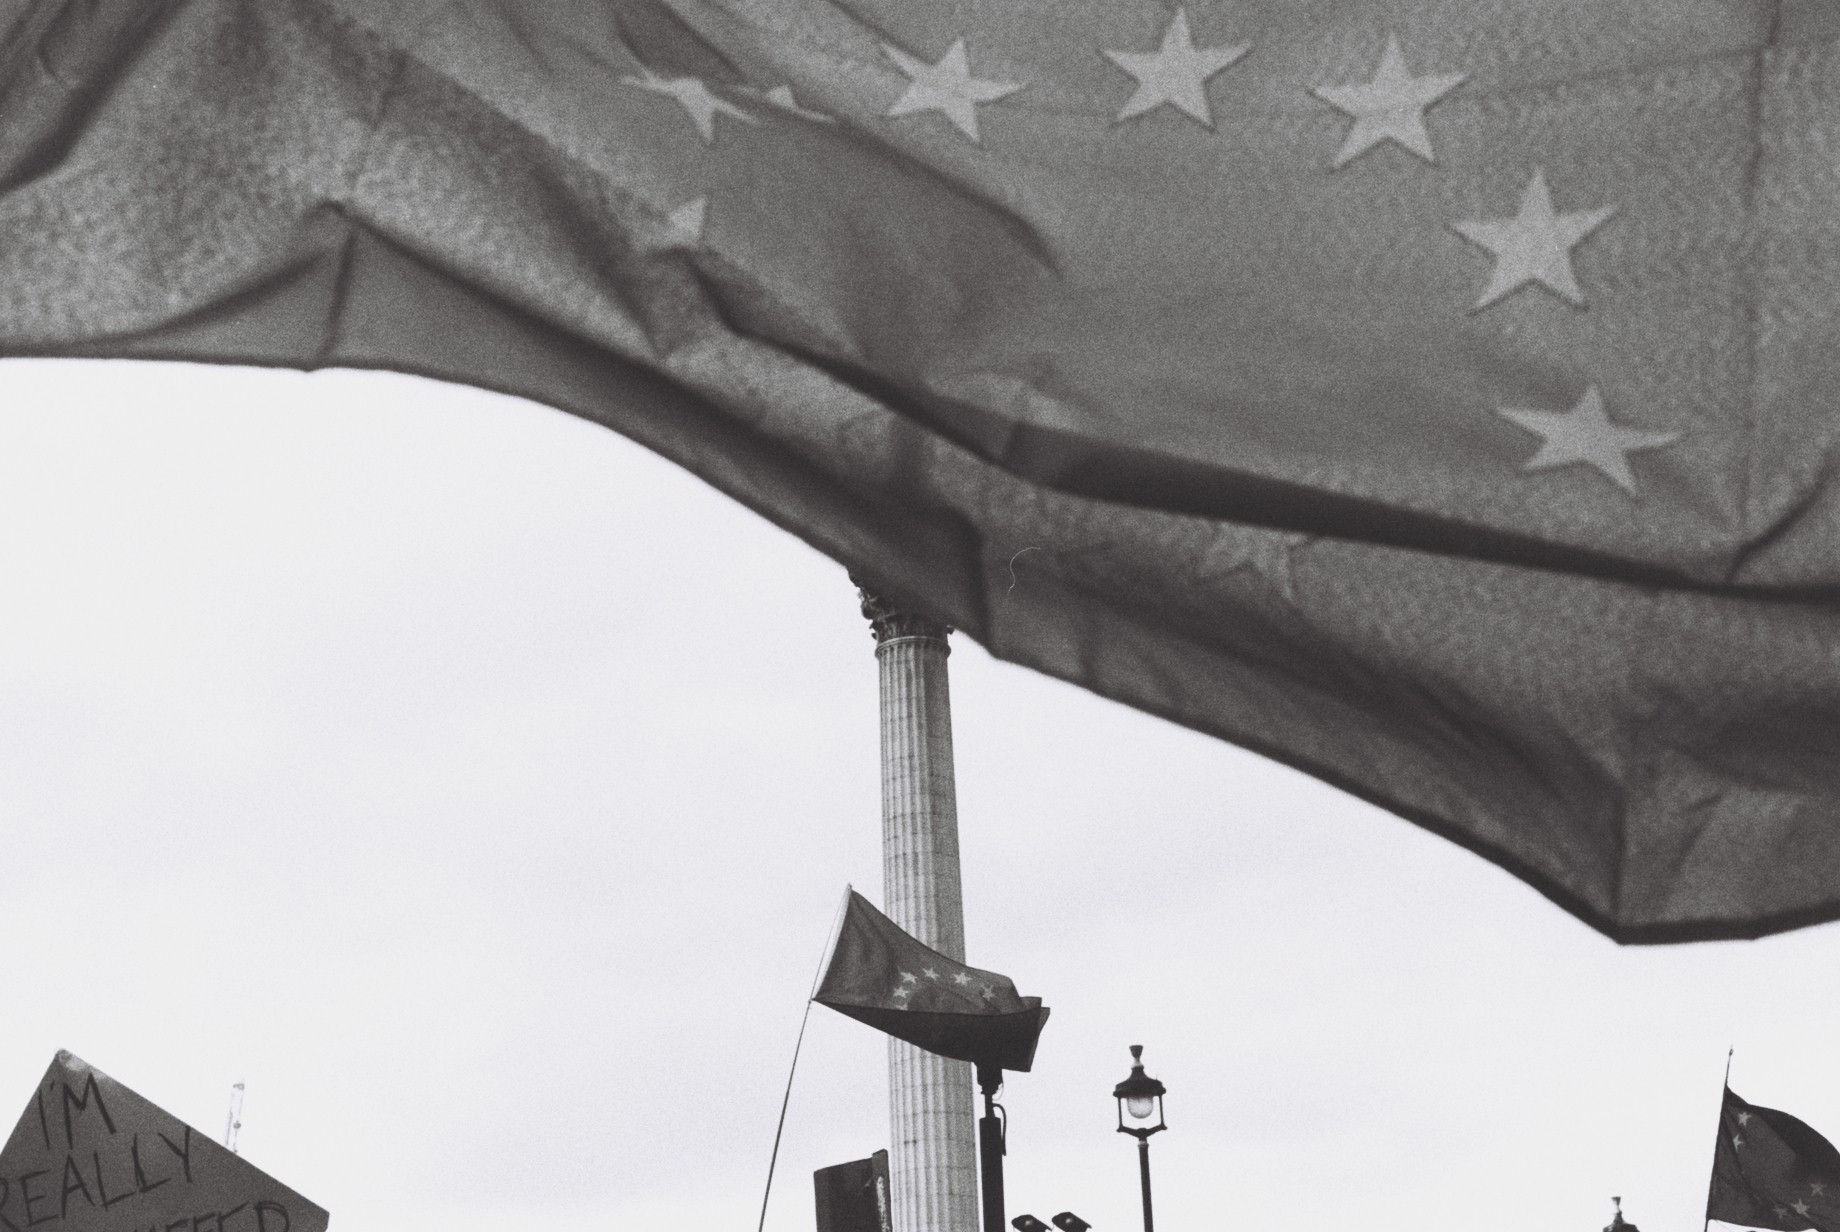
[1,357,1831,1232]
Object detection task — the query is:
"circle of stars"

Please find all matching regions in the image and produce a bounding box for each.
[612,18,1679,505]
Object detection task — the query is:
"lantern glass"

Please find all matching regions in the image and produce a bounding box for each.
[1125,1094,1156,1120]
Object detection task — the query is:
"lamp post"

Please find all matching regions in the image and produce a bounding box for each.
[1012,1213,1090,1232]
[1605,1196,1640,1232]
[1112,1045,1167,1232]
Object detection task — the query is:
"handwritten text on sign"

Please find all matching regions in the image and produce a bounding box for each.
[0,1053,328,1232]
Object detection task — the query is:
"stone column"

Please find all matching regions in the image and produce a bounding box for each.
[857,584,978,1232]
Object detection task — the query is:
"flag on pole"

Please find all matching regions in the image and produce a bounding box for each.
[1706,1087,1840,1232]
[814,890,1049,1072]
[4,1,1840,941]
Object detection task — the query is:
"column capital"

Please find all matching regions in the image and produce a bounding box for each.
[853,578,951,646]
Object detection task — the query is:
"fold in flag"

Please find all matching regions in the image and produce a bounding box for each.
[6,1,1840,940]
[1707,1087,1840,1232]
[0,1051,329,1232]
[814,891,1049,1072]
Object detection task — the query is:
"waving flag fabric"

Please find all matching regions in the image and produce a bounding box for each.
[4,0,1840,941]
[1707,1087,1840,1232]
[815,891,1049,1072]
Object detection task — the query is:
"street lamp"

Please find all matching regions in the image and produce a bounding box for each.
[1113,1045,1167,1232]
[1012,1213,1089,1232]
[1050,1215,1091,1232]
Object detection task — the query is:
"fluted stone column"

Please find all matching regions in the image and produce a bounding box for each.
[857,584,978,1232]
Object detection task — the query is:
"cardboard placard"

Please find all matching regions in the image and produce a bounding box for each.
[0,1052,328,1232]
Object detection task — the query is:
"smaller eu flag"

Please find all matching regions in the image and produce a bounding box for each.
[813,890,1049,1073]
[1707,1087,1840,1232]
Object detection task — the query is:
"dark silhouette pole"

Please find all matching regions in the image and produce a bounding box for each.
[977,1063,1006,1232]
[1134,1136,1154,1232]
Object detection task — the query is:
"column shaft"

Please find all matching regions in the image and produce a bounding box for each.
[860,589,978,1232]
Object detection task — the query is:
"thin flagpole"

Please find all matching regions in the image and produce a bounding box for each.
[755,889,854,1232]
[1705,1047,1733,1232]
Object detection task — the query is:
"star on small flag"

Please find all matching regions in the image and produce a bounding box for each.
[1738,1111,1753,1126]
[1453,168,1615,308]
[899,971,919,983]
[622,69,757,144]
[1103,8,1249,127]
[1793,1200,1813,1217]
[923,967,940,980]
[1813,1182,1827,1195]
[658,197,706,250]
[882,37,1022,144]
[980,984,996,1000]
[1498,386,1678,494]
[1311,33,1465,167]
[952,972,972,986]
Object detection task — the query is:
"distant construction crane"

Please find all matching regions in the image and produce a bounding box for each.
[223,1082,245,1154]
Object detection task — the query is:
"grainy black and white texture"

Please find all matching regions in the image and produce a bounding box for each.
[4,2,1840,1230]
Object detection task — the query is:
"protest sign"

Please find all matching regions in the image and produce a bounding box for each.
[0,1052,328,1232]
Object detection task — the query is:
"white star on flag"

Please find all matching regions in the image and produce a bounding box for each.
[922,967,940,980]
[882,37,1022,144]
[1794,1201,1813,1217]
[899,971,919,983]
[1738,1112,1753,1126]
[623,69,757,144]
[1311,33,1465,167]
[1814,1182,1827,1195]
[658,198,706,250]
[952,972,972,986]
[1499,387,1679,493]
[1197,526,1311,604]
[1103,8,1249,126]
[1453,168,1615,307]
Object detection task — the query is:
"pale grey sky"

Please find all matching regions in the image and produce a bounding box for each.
[0,358,1828,1232]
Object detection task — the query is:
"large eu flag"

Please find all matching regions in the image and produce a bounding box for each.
[4,1,1840,940]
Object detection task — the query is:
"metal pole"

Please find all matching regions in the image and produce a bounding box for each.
[977,1064,1005,1232]
[223,1082,245,1154]
[1704,1048,1735,1232]
[1137,1137,1154,1232]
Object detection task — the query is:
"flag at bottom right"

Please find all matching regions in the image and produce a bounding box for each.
[1708,1087,1840,1231]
